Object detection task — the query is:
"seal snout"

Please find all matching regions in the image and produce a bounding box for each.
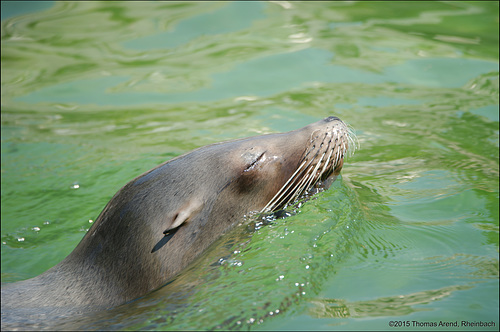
[260,117,351,213]
[324,116,340,122]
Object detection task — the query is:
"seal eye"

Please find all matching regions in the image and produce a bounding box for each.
[244,151,266,172]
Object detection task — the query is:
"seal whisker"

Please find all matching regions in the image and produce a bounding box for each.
[297,133,334,192]
[261,159,308,213]
[261,124,351,214]
[310,134,335,181]
[302,150,326,193]
[346,125,359,156]
[318,142,335,180]
[274,149,325,209]
[265,164,312,212]
[288,169,315,202]
[262,135,329,213]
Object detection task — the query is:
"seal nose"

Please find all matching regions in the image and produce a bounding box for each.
[325,116,340,122]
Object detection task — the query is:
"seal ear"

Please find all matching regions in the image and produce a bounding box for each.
[163,198,205,234]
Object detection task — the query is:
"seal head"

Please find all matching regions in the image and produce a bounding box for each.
[1,116,354,320]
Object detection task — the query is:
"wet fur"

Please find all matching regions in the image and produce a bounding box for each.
[1,117,351,327]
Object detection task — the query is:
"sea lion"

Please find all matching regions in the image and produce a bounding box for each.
[1,116,354,327]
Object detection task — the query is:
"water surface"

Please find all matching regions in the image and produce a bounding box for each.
[1,1,498,330]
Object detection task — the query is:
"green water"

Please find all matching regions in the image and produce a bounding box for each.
[1,1,498,330]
